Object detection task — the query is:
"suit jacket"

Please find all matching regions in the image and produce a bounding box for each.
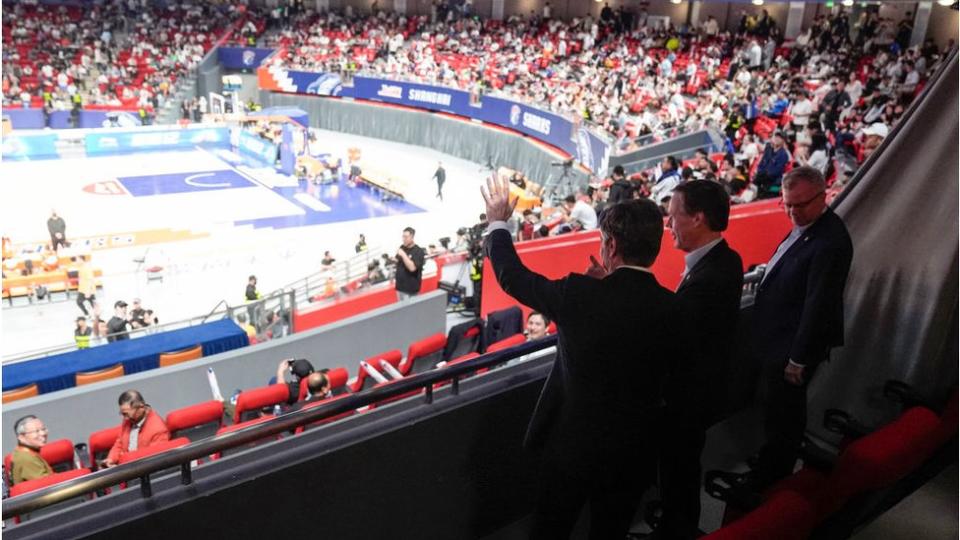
[484,228,682,471]
[106,408,171,463]
[668,240,744,421]
[753,209,853,369]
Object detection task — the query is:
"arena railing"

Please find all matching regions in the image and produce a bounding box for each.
[0,336,557,520]
[1,289,295,364]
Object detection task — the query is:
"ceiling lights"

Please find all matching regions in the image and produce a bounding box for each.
[751,0,763,6]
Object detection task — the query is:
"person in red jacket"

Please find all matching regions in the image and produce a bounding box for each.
[101,390,170,468]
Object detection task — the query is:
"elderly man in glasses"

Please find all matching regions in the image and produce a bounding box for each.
[10,416,54,484]
[744,165,854,494]
[100,390,170,468]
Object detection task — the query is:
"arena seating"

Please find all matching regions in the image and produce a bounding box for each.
[350,349,403,393]
[485,333,527,354]
[2,383,39,404]
[74,364,125,387]
[4,438,76,484]
[232,383,289,423]
[87,425,121,470]
[398,333,447,376]
[166,400,225,442]
[158,345,204,368]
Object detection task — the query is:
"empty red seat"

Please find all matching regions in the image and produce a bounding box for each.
[233,384,290,424]
[820,406,942,515]
[399,333,447,376]
[351,350,403,392]
[166,400,224,441]
[212,415,278,459]
[703,488,818,540]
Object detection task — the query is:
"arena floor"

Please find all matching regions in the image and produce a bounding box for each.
[1,129,494,358]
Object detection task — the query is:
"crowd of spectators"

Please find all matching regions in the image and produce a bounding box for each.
[1,0,264,118]
[268,4,946,209]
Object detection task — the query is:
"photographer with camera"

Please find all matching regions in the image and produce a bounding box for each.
[275,358,317,407]
[395,227,426,302]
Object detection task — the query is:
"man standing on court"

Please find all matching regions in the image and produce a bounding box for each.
[657,180,744,539]
[47,210,67,251]
[747,166,853,491]
[395,227,425,301]
[432,161,446,200]
[482,174,682,539]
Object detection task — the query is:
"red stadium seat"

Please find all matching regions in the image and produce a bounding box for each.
[212,415,279,460]
[233,384,290,424]
[88,425,122,470]
[117,437,190,465]
[399,333,447,376]
[485,333,526,353]
[8,468,92,499]
[704,488,819,540]
[326,367,350,396]
[819,406,942,515]
[351,350,403,393]
[166,400,224,442]
[294,394,355,434]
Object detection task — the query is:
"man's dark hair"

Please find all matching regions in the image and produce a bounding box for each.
[612,165,625,177]
[14,415,38,436]
[528,311,552,327]
[403,227,416,236]
[248,275,256,282]
[673,180,731,232]
[664,155,679,170]
[118,390,145,407]
[564,194,576,204]
[598,199,664,267]
[681,167,694,180]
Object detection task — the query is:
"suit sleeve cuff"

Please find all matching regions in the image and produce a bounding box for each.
[484,221,511,235]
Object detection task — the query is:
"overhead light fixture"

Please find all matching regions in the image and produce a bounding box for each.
[752,0,763,5]
[670,0,682,4]
[842,0,854,6]
[937,0,954,6]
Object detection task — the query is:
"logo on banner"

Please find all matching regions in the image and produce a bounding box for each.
[83,180,127,196]
[377,84,403,99]
[509,105,521,126]
[242,50,256,66]
[575,127,595,172]
[521,111,551,136]
[407,88,452,107]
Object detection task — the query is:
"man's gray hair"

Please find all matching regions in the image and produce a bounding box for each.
[783,166,827,191]
[14,415,38,436]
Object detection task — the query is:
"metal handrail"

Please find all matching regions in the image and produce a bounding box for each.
[1,337,558,519]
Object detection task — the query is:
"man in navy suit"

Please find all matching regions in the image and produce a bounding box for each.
[481,175,683,540]
[656,180,744,540]
[750,165,853,488]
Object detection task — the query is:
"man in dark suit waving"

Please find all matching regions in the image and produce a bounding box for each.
[655,180,744,539]
[750,165,853,489]
[481,175,682,539]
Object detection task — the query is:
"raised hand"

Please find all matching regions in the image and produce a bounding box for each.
[585,254,607,279]
[480,172,518,223]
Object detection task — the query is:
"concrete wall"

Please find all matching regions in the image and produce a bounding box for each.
[1,291,447,455]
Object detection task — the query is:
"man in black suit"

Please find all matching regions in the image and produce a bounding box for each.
[481,175,682,539]
[656,181,744,539]
[750,166,853,489]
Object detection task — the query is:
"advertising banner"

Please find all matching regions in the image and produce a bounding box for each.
[218,47,275,70]
[258,67,610,174]
[235,129,278,163]
[84,127,230,155]
[1,134,60,160]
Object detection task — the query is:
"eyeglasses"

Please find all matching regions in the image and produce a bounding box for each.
[780,190,825,210]
[22,427,48,435]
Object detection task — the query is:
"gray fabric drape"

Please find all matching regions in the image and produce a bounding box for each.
[262,92,589,188]
[808,52,959,438]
